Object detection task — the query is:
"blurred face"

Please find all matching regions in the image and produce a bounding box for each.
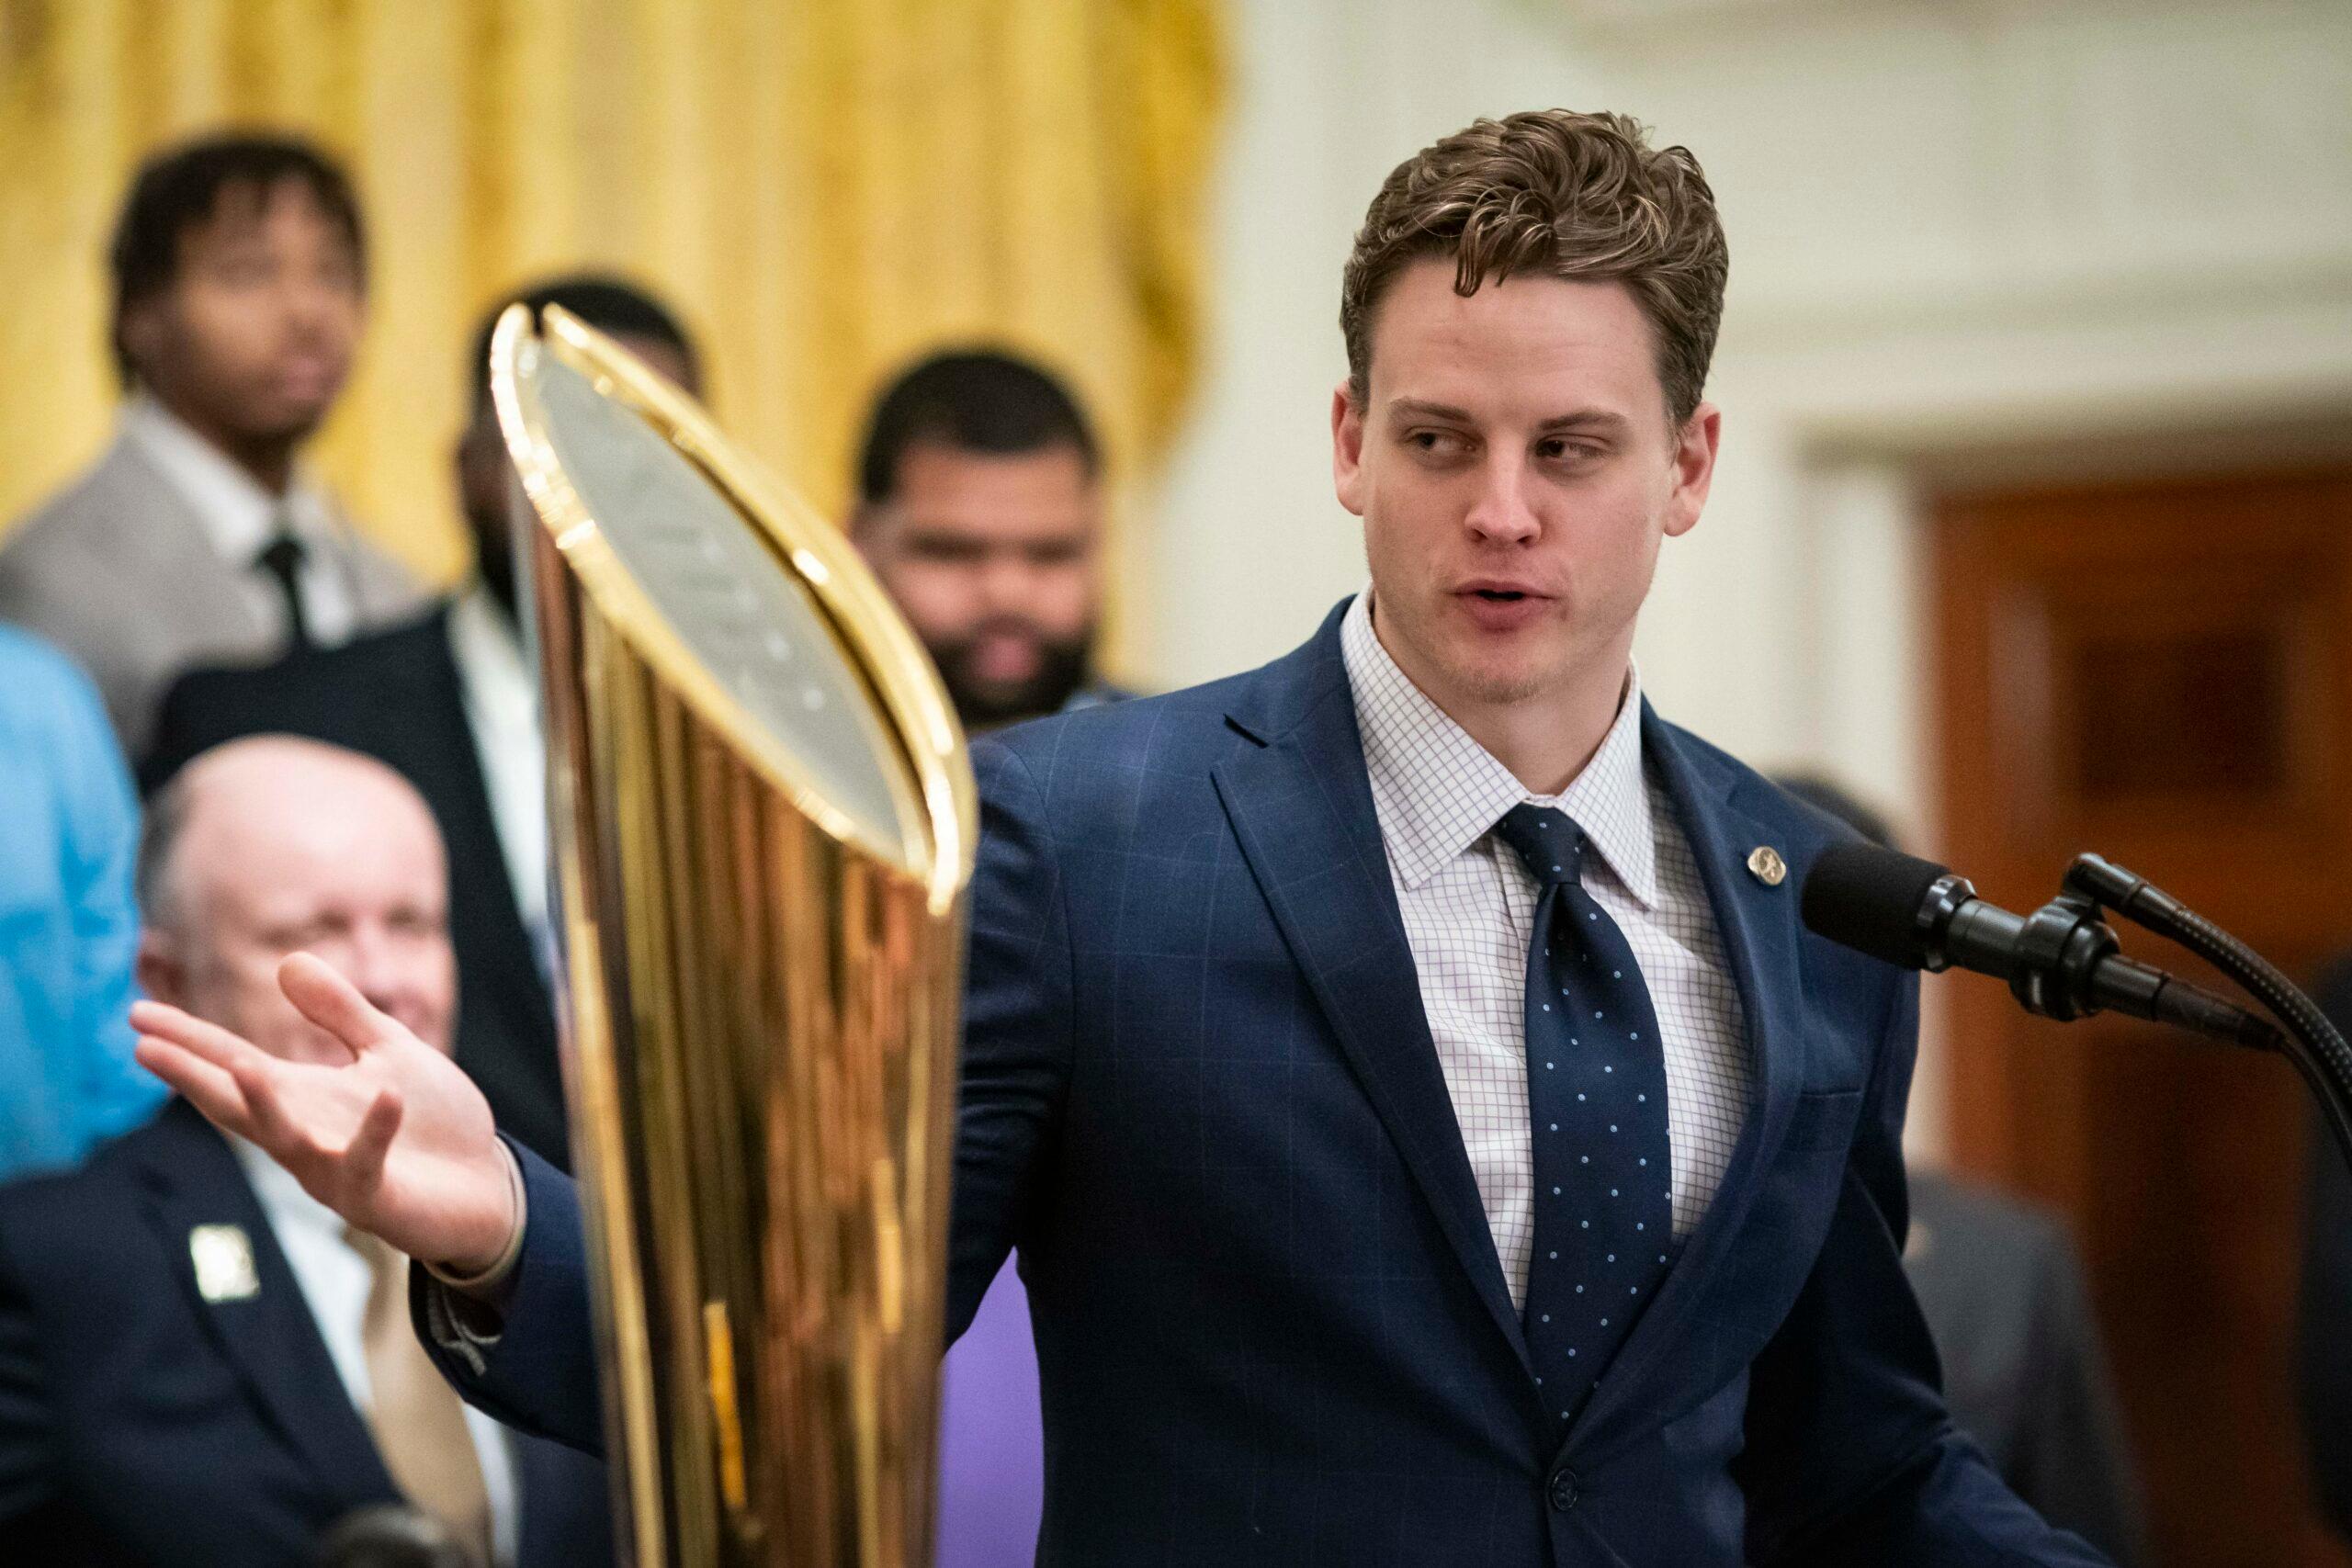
[458,330,699,617]
[119,180,364,456]
[140,748,455,1066]
[856,442,1102,728]
[1334,261,1716,723]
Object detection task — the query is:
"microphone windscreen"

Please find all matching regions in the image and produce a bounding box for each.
[1800,842,1951,970]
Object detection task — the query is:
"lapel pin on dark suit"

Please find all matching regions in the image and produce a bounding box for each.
[1747,845,1788,887]
[189,1223,261,1303]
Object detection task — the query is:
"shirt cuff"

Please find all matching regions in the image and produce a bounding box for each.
[421,1139,527,1296]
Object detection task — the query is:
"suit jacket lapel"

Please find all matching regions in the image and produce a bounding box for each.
[1565,707,1806,1458]
[1212,606,1532,1378]
[137,1100,400,1511]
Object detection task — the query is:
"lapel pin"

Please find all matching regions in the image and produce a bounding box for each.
[1747,845,1787,887]
[189,1224,261,1303]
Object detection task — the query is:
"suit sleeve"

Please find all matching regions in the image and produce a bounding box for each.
[413,1139,605,1455]
[1737,973,2112,1567]
[945,739,1076,1344]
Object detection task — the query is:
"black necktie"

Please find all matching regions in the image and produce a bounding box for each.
[1493,803,1676,1431]
[254,528,313,650]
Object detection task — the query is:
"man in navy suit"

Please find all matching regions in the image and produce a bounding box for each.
[137,110,2109,1564]
[0,738,607,1567]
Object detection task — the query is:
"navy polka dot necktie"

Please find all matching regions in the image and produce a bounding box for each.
[1493,802,1674,1430]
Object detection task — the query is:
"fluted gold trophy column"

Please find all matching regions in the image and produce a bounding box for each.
[490,305,975,1567]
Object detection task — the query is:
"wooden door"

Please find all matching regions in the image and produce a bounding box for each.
[1934,467,2352,1568]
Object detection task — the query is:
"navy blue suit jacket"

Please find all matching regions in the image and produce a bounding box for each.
[0,1100,610,1568]
[429,602,2105,1565]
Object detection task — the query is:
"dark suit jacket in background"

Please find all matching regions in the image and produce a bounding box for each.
[2299,964,2352,1545]
[1905,1171,2145,1565]
[0,1100,607,1568]
[142,602,569,1171]
[425,602,2105,1566]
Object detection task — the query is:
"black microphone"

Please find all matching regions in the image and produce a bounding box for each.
[1800,842,2275,1048]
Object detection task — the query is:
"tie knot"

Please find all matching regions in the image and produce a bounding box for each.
[254,531,306,576]
[1494,803,1585,887]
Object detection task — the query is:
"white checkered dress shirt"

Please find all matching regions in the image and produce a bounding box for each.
[1340,592,1751,1310]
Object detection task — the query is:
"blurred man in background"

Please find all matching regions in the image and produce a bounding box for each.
[142,277,700,1174]
[0,737,607,1568]
[852,348,1128,1566]
[0,625,161,1180]
[851,349,1127,730]
[1775,773,2145,1566]
[0,133,419,757]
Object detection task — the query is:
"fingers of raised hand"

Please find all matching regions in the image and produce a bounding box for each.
[130,1000,267,1074]
[277,953,398,1057]
[134,1038,253,1134]
[339,1089,404,1192]
[228,1054,338,1179]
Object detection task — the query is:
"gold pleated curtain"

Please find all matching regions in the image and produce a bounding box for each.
[0,0,1223,665]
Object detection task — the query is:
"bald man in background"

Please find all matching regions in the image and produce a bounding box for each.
[0,738,605,1568]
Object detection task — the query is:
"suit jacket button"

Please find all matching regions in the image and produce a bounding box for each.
[1547,1468,1579,1512]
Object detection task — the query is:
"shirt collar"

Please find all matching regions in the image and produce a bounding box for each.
[119,393,333,565]
[447,581,538,728]
[1340,590,1659,908]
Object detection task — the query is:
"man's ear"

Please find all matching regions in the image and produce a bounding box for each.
[116,300,167,388]
[1660,401,1721,541]
[847,502,884,565]
[136,930,187,1010]
[1331,380,1369,518]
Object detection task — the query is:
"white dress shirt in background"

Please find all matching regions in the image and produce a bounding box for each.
[446,584,549,958]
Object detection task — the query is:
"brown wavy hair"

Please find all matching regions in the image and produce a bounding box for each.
[1340,109,1727,428]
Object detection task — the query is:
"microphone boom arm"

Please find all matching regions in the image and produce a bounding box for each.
[2060,854,2352,1177]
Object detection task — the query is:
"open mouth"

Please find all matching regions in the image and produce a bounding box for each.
[1469,589,1529,602]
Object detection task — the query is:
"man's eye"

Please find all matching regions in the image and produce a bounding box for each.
[1538,438,1605,464]
[1408,430,1464,456]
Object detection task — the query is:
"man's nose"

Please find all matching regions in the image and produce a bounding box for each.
[338,925,408,1012]
[978,552,1038,613]
[1464,456,1541,546]
[279,269,346,335]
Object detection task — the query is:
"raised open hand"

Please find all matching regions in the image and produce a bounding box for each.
[133,952,519,1276]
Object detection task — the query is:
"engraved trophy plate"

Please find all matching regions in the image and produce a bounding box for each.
[492,305,976,1568]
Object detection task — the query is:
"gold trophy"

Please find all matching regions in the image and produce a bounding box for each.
[487,304,976,1567]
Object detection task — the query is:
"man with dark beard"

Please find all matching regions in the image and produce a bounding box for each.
[850,350,1126,730]
[851,348,1125,1566]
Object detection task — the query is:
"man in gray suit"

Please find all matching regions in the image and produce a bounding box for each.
[0,132,417,758]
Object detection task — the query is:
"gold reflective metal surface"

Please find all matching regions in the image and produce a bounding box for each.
[491,304,975,1567]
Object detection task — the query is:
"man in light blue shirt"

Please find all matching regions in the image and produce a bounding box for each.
[0,625,160,1178]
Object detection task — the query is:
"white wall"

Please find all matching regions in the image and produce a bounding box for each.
[1144,0,2352,1157]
